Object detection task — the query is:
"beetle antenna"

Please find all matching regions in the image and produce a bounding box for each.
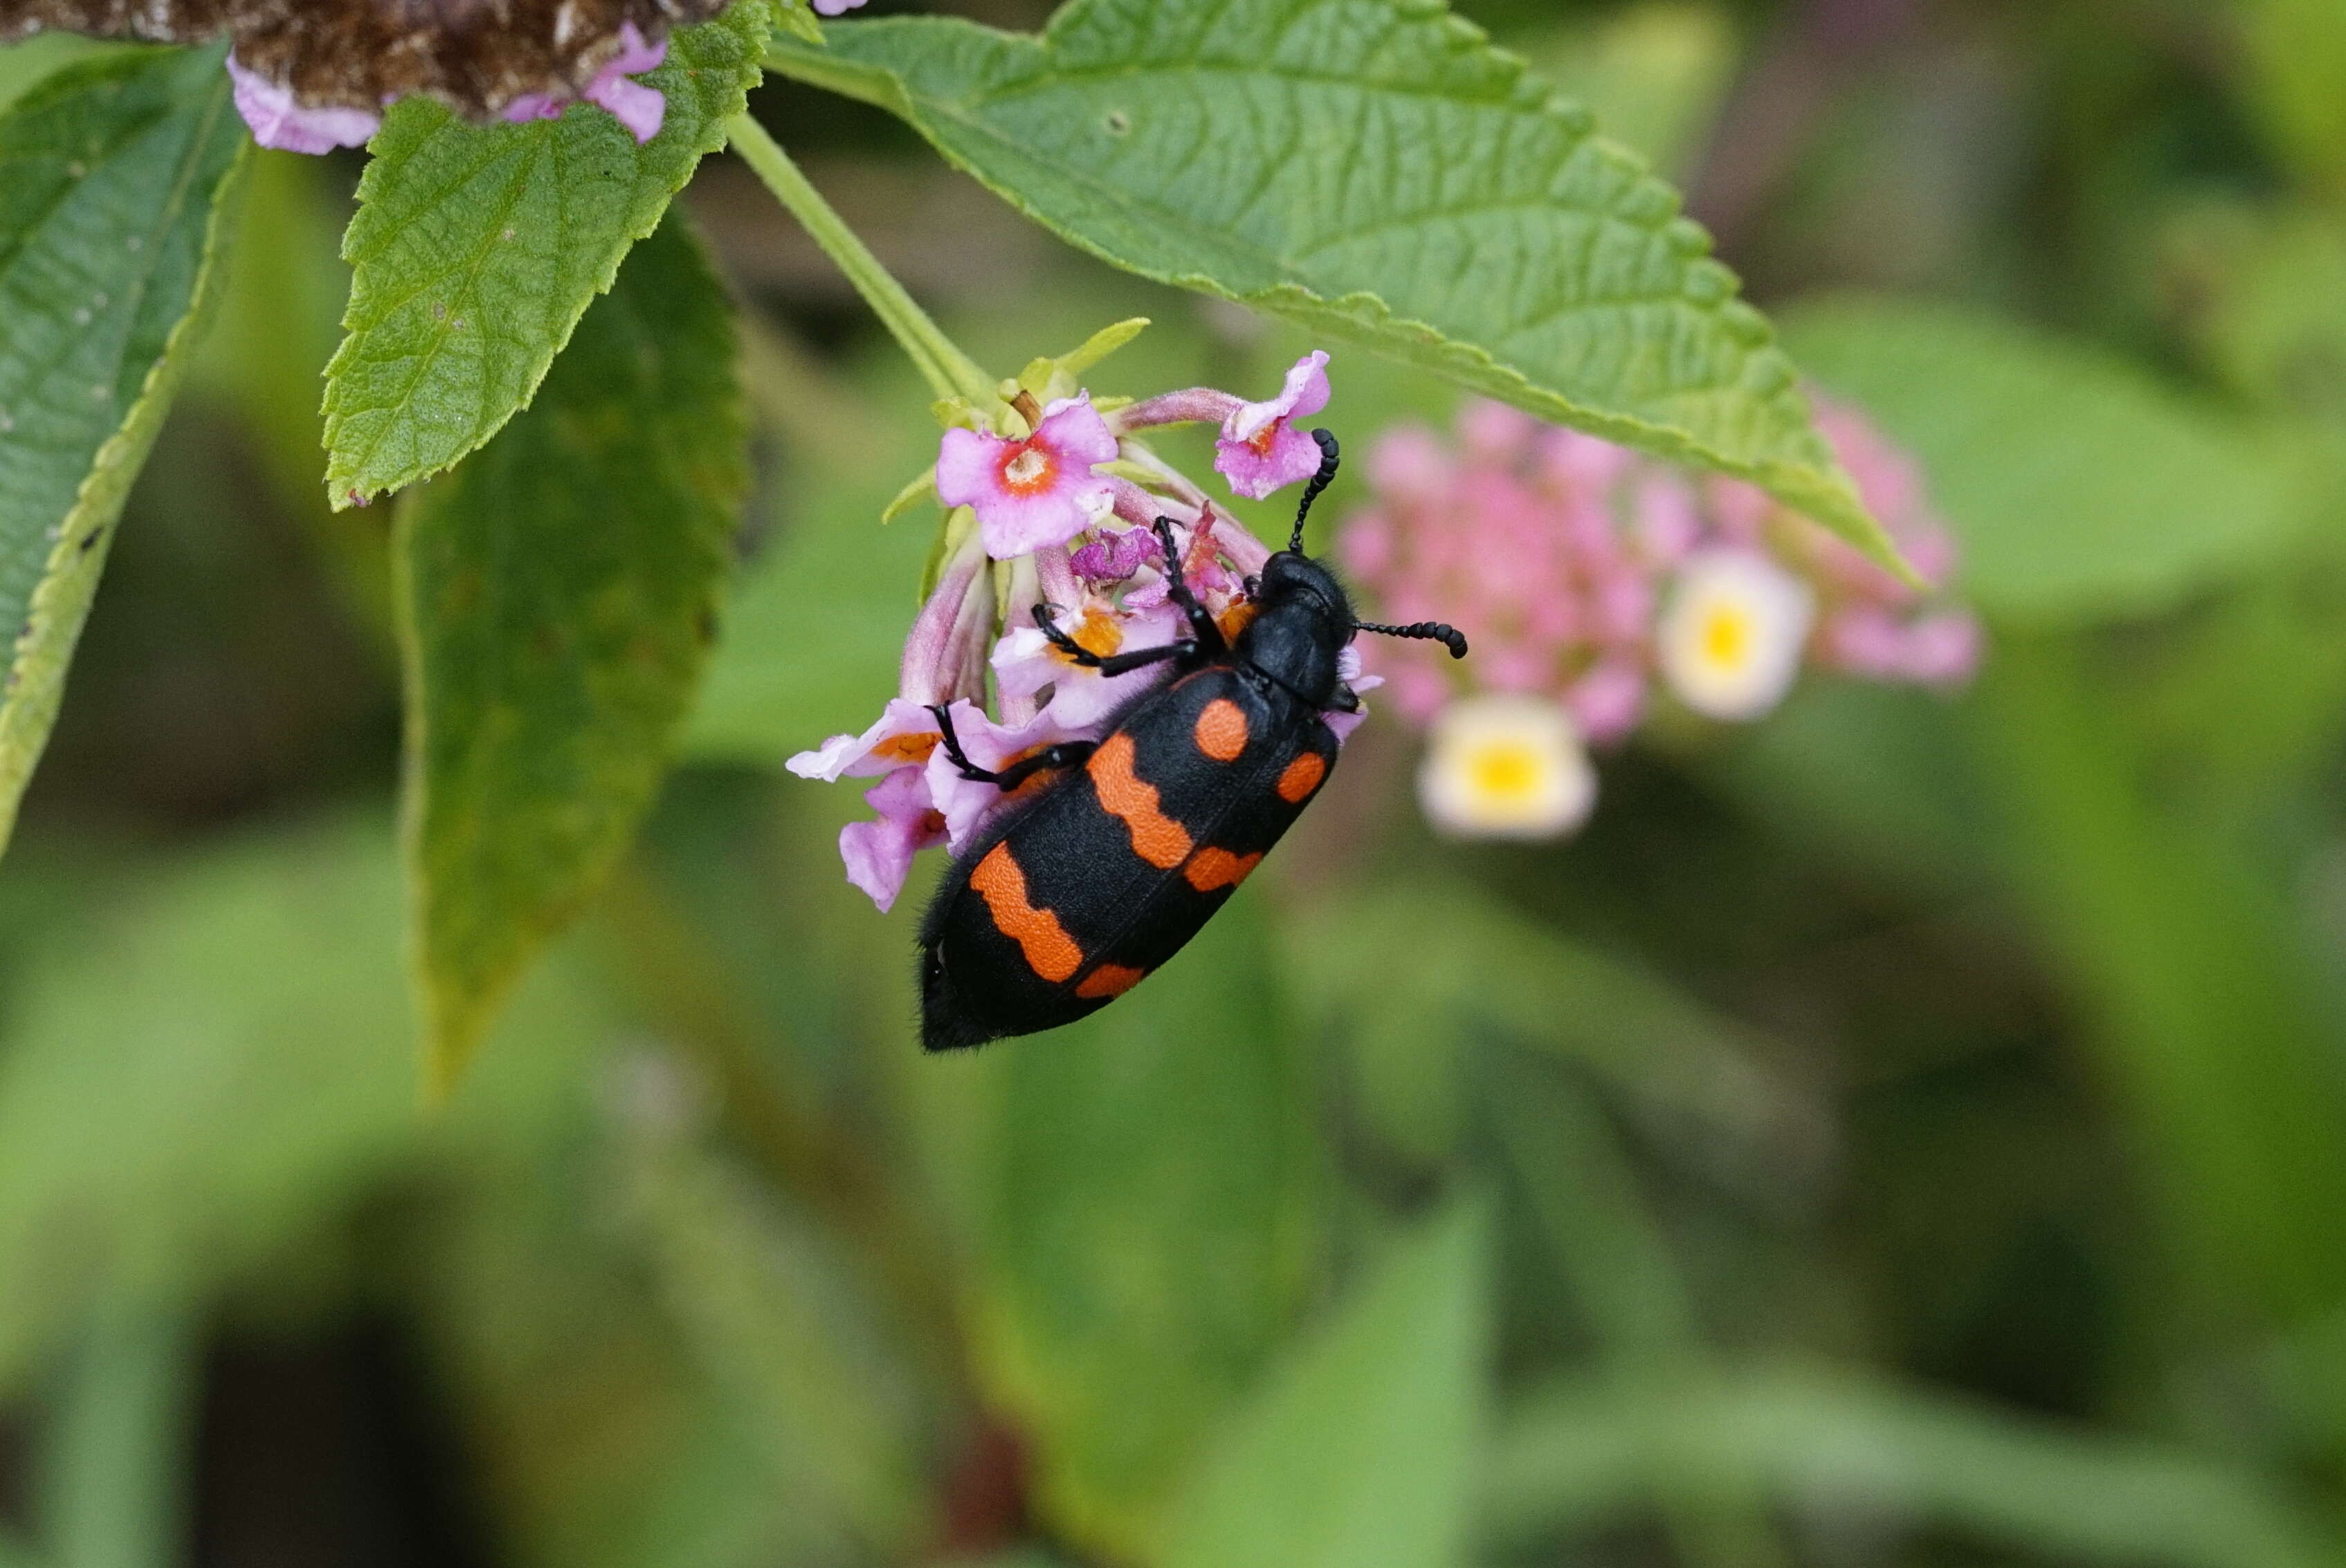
[1289,428,1340,554]
[1354,619,1468,659]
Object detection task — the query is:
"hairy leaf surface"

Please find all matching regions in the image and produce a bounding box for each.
[769,0,1897,565]
[0,44,247,854]
[325,0,767,508]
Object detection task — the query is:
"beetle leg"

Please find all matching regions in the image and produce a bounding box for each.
[929,704,1097,792]
[1035,599,1198,677]
[1153,516,1228,658]
[1327,683,1362,714]
[987,740,1098,792]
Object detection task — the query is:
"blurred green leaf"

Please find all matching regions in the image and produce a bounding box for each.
[1972,635,2346,1331]
[1292,882,1821,1178]
[1156,1197,1488,1568]
[682,389,933,767]
[400,1092,807,1568]
[0,814,606,1391]
[397,214,746,1095]
[2161,203,2346,427]
[767,1,1906,572]
[974,894,1320,1557]
[0,45,247,854]
[323,0,767,509]
[2239,0,2346,197]
[37,1301,193,1568]
[626,1115,929,1556]
[1483,1056,1787,1568]
[1519,3,1736,177]
[1783,295,2311,623]
[0,33,104,116]
[1487,1366,2334,1568]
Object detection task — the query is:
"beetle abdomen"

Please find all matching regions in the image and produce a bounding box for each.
[919,668,1336,1050]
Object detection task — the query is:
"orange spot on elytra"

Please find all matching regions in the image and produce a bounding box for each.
[970,844,1083,983]
[1276,752,1327,803]
[1194,698,1249,762]
[1075,963,1148,999]
[1088,733,1192,868]
[1184,847,1262,892]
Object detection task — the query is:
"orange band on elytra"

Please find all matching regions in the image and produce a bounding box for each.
[1088,733,1193,869]
[1075,963,1148,999]
[1184,847,1263,892]
[970,843,1084,983]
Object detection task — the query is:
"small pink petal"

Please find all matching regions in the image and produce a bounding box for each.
[226,55,379,154]
[1216,421,1325,500]
[785,698,945,781]
[1226,351,1332,443]
[839,767,945,913]
[587,74,666,143]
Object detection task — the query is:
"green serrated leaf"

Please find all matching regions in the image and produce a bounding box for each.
[1157,1198,1489,1568]
[1781,295,2313,623]
[767,1,1900,571]
[0,44,248,857]
[397,215,747,1097]
[325,0,769,509]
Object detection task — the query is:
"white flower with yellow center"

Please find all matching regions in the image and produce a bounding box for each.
[1657,549,1815,722]
[1417,695,1597,839]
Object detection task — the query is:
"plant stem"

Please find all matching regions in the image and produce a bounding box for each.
[727,113,998,410]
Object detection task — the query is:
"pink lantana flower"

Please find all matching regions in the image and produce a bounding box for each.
[936,396,1120,559]
[839,768,947,913]
[1215,352,1332,499]
[1338,395,1982,841]
[502,24,668,143]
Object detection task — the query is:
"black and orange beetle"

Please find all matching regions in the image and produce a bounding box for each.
[918,431,1467,1050]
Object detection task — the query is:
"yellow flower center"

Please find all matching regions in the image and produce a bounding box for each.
[1700,605,1752,669]
[1001,444,1053,493]
[1468,741,1543,801]
[1054,606,1122,664]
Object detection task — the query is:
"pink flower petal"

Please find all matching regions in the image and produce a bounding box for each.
[227,55,379,154]
[839,767,945,913]
[786,698,945,781]
[936,397,1120,559]
[1226,351,1331,442]
[1216,420,1325,500]
[924,703,1096,853]
[586,73,666,143]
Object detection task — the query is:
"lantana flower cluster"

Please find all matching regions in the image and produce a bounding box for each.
[1340,398,1980,839]
[790,338,1366,912]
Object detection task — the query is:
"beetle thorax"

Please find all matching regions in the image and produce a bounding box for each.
[1235,551,1354,709]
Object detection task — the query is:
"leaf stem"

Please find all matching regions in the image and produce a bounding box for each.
[726,113,997,409]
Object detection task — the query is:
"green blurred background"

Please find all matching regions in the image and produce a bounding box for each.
[8,0,2346,1563]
